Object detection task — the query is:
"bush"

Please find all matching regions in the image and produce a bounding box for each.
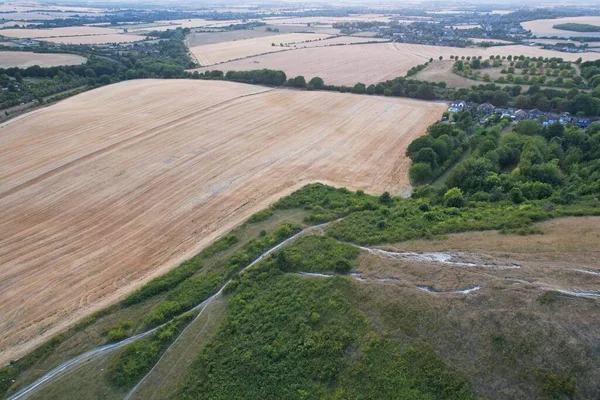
[107,315,192,388]
[274,235,359,274]
[308,76,324,89]
[444,188,465,208]
[248,208,274,223]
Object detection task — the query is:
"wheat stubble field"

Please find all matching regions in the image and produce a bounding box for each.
[0,51,87,68]
[0,79,446,364]
[193,42,600,86]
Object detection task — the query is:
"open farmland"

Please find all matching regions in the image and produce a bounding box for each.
[522,16,600,38]
[0,79,446,365]
[189,32,331,66]
[0,26,123,39]
[0,51,86,68]
[193,42,600,86]
[262,14,392,25]
[193,43,425,85]
[42,34,146,45]
[0,26,146,44]
[413,60,476,88]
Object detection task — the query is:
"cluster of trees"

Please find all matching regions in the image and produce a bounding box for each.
[407,121,468,184]
[191,68,287,86]
[553,23,600,33]
[146,27,191,40]
[408,117,600,208]
[406,59,433,77]
[453,55,586,89]
[581,60,600,106]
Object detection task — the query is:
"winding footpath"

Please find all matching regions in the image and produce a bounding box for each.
[7,223,328,400]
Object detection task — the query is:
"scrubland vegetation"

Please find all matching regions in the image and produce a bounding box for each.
[178,260,471,400]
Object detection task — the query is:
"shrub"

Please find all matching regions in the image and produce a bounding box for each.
[248,208,274,223]
[444,188,465,208]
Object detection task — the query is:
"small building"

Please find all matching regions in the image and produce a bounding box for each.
[529,108,542,120]
[478,103,495,114]
[514,109,528,121]
[559,112,572,125]
[449,100,467,112]
[576,118,591,129]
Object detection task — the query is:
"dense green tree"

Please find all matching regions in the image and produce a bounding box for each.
[413,147,439,168]
[515,120,541,136]
[352,82,366,94]
[568,94,600,116]
[447,157,495,193]
[443,188,465,207]
[308,76,324,89]
[409,162,434,184]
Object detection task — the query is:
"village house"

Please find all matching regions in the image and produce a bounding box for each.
[528,108,542,120]
[514,109,528,121]
[477,103,495,114]
[449,100,467,113]
[559,112,572,125]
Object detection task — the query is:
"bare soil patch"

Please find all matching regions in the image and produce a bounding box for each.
[0,79,446,365]
[0,51,86,68]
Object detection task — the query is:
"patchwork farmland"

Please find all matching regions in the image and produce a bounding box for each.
[192,42,600,86]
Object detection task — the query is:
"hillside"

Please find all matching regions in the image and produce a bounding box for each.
[0,79,445,366]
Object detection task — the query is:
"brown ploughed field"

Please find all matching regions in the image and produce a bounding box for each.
[0,79,446,364]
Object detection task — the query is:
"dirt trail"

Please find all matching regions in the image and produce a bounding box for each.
[0,80,445,364]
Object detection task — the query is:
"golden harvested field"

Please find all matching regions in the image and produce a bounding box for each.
[294,36,387,48]
[391,42,600,62]
[0,26,122,39]
[0,79,446,365]
[43,34,146,45]
[522,16,600,38]
[195,42,600,86]
[0,51,86,67]
[189,33,331,66]
[193,43,425,85]
[125,18,251,32]
[263,14,392,25]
